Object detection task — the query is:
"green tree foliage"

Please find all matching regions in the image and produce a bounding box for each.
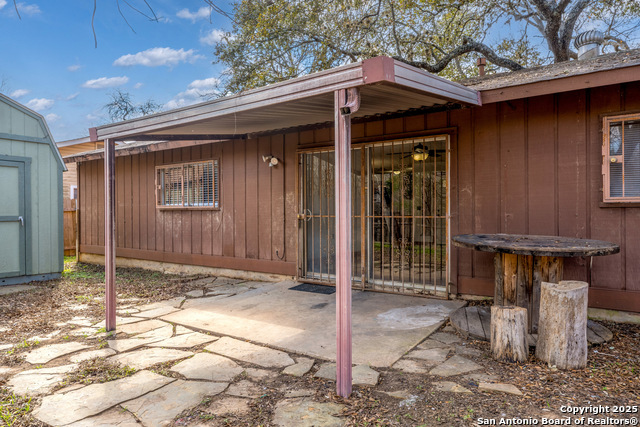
[213,0,640,94]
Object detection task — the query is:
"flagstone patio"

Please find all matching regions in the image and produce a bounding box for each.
[161,280,465,367]
[0,279,526,426]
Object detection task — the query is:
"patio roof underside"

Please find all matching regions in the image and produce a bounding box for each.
[92,57,480,142]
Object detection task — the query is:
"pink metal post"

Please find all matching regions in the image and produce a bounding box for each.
[334,88,360,398]
[104,138,117,331]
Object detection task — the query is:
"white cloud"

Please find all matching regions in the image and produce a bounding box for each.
[113,47,203,67]
[66,93,79,101]
[67,64,82,72]
[82,76,129,89]
[9,89,29,98]
[165,77,219,110]
[200,29,225,46]
[45,113,60,122]
[134,82,144,89]
[176,6,210,22]
[0,1,7,10]
[16,2,40,15]
[189,77,220,90]
[26,98,54,111]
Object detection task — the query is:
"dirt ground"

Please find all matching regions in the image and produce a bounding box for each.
[1,259,638,426]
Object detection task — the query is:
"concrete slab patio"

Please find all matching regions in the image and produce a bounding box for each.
[162,280,464,367]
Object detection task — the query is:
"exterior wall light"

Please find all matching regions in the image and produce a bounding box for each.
[262,155,279,167]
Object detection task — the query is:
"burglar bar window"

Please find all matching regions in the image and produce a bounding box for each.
[603,114,640,202]
[156,160,219,208]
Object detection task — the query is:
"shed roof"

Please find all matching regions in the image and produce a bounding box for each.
[90,56,480,142]
[460,48,640,103]
[0,93,66,171]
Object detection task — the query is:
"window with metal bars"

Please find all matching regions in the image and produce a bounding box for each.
[603,114,640,202]
[156,160,219,208]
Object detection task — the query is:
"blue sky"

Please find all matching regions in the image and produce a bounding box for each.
[2,2,638,142]
[0,1,233,141]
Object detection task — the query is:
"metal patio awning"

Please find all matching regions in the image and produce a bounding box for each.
[91,56,480,142]
[96,56,480,399]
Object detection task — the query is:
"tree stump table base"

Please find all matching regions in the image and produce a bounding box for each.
[449,306,613,346]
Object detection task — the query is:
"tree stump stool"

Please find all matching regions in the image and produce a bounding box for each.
[490,306,528,363]
[536,281,588,369]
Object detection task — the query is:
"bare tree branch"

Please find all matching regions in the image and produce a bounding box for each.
[12,0,21,19]
[116,0,137,34]
[394,38,524,73]
[92,0,98,48]
[388,1,403,57]
[603,35,630,51]
[104,89,161,122]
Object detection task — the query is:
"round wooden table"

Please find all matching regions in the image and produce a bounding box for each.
[452,234,619,333]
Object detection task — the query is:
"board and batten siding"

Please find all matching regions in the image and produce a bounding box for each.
[78,135,298,276]
[294,81,640,312]
[0,98,64,276]
[450,82,640,313]
[77,80,640,312]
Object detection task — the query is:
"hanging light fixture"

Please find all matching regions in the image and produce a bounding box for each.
[412,144,429,161]
[412,152,429,161]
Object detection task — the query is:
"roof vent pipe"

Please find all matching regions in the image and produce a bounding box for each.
[477,57,487,76]
[574,30,604,60]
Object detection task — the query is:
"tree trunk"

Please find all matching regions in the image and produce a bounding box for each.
[536,281,588,369]
[490,306,528,363]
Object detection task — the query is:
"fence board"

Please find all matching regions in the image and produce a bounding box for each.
[63,199,77,255]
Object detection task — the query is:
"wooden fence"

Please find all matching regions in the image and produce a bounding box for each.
[63,199,77,256]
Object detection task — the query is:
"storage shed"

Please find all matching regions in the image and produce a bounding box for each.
[0,93,66,285]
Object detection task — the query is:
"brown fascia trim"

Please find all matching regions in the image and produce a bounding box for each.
[479,64,640,104]
[362,56,396,84]
[363,56,480,106]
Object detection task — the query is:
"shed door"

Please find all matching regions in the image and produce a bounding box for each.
[0,160,26,278]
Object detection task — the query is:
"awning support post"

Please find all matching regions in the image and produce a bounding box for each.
[334,88,360,398]
[104,138,116,332]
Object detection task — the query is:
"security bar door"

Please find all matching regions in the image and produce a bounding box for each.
[0,159,27,278]
[365,136,449,296]
[298,149,363,283]
[298,136,448,296]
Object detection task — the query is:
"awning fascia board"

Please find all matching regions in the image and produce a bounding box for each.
[92,57,480,142]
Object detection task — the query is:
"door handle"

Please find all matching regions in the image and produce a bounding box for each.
[18,216,24,227]
[298,209,312,222]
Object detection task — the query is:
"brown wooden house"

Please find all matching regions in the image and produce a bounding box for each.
[65,49,640,315]
[57,136,104,201]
